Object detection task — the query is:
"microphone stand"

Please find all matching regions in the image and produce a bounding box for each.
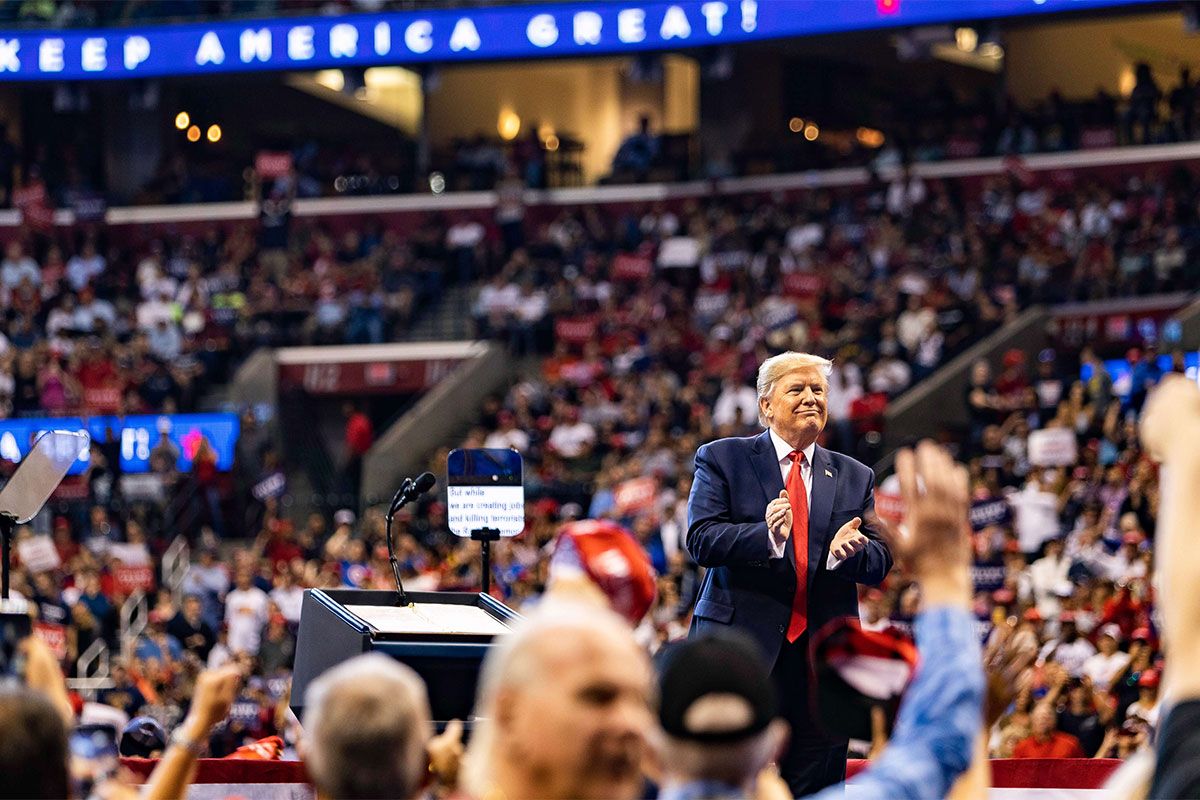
[0,512,14,601]
[386,480,412,607]
[471,527,501,595]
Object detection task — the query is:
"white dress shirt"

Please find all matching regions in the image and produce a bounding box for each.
[767,429,846,569]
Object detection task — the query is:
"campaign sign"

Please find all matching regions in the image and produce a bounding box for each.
[1028,428,1078,467]
[447,448,525,538]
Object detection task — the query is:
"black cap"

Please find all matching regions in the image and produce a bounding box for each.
[657,631,777,744]
[119,716,167,758]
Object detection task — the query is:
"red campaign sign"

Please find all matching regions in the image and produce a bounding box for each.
[781,272,824,298]
[874,491,905,524]
[610,253,653,281]
[82,386,122,414]
[255,151,294,179]
[113,565,155,594]
[555,316,599,345]
[278,357,465,395]
[614,476,658,515]
[33,622,67,661]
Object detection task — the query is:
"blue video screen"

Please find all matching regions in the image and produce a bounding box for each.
[0,413,240,475]
[0,0,1155,82]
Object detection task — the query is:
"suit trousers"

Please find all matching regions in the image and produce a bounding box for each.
[772,631,848,798]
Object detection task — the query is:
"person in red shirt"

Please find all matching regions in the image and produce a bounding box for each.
[343,402,374,506]
[1012,703,1085,758]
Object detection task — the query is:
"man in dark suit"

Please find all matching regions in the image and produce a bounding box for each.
[686,351,893,797]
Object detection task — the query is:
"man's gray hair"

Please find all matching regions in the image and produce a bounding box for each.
[302,653,432,800]
[755,351,833,426]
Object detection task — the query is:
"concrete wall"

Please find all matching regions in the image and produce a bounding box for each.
[1005,11,1196,104]
[884,307,1051,450]
[226,348,277,409]
[361,342,517,505]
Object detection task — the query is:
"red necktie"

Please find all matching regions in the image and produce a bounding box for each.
[786,450,809,642]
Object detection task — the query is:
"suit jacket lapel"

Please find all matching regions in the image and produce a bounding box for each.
[808,445,838,584]
[750,430,786,502]
[750,431,795,570]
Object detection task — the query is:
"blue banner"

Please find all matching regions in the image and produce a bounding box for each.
[0,413,240,475]
[0,0,1152,81]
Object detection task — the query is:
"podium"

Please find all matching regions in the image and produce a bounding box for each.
[291,589,520,724]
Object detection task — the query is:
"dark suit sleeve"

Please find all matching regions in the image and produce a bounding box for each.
[1150,699,1200,799]
[685,444,771,568]
[831,468,893,586]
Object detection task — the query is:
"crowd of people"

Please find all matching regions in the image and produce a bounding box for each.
[467,161,1200,470]
[0,148,1192,793]
[7,372,1200,800]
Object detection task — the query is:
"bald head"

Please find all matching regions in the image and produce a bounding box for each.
[465,602,653,800]
[302,654,432,800]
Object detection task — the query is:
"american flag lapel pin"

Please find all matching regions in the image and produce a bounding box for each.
[824,469,833,477]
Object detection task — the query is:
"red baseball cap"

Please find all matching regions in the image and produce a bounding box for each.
[551,519,657,626]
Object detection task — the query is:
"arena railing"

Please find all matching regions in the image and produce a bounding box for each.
[162,535,190,604]
[119,589,148,661]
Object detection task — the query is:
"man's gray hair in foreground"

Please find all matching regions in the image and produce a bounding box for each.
[302,653,432,800]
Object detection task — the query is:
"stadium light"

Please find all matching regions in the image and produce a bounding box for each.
[186,125,201,142]
[856,127,885,148]
[207,124,222,142]
[174,111,189,129]
[955,27,978,52]
[498,108,521,141]
[804,123,819,141]
[788,117,804,133]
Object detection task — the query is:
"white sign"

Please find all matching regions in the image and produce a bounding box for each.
[447,485,526,538]
[17,535,60,573]
[1028,428,1078,467]
[109,541,151,566]
[657,236,701,268]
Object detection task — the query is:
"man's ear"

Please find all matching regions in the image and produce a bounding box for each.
[759,395,771,422]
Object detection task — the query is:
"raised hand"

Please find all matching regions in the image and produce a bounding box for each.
[1141,374,1200,463]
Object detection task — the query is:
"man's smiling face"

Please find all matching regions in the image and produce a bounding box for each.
[760,365,829,449]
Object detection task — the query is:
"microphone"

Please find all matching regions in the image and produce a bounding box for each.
[385,472,437,606]
[387,477,413,517]
[391,472,436,513]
